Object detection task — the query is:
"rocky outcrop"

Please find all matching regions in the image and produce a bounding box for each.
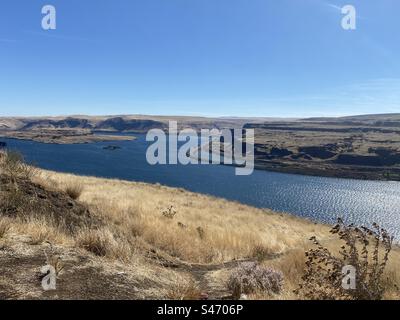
[21,118,93,130]
[334,154,382,166]
[368,148,400,166]
[244,123,400,134]
[253,145,293,159]
[298,146,336,159]
[19,117,167,133]
[290,153,312,161]
[270,147,293,157]
[95,117,166,132]
[0,175,101,233]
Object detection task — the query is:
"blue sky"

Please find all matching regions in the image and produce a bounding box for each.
[1,0,399,117]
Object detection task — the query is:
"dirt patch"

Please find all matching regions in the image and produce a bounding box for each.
[0,242,145,300]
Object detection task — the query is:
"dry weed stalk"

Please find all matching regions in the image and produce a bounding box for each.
[162,206,177,219]
[295,218,394,300]
[43,242,65,276]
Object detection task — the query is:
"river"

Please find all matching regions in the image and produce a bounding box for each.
[2,134,399,239]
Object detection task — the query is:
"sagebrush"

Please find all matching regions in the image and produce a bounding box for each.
[227,262,284,299]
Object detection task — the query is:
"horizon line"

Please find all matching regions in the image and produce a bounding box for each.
[1,112,400,120]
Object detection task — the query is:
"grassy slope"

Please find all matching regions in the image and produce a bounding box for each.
[39,170,331,263]
[36,170,400,299]
[1,164,399,299]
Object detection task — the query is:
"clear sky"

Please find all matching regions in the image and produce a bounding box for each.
[1,0,399,117]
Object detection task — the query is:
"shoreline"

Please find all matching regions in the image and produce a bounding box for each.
[16,163,400,241]
[33,168,400,244]
[0,130,136,144]
[252,161,400,182]
[2,134,400,183]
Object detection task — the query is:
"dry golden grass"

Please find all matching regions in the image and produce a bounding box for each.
[75,227,133,262]
[10,216,71,246]
[75,228,113,257]
[0,217,11,238]
[65,183,84,200]
[31,170,400,300]
[261,248,308,300]
[383,249,400,299]
[1,155,398,300]
[259,240,400,300]
[165,278,202,300]
[35,170,331,264]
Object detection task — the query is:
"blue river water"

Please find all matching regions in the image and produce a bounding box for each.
[2,134,400,239]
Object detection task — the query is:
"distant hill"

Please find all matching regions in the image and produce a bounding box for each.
[1,113,400,179]
[301,113,400,127]
[0,115,284,132]
[2,113,399,132]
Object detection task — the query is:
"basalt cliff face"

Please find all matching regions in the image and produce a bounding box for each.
[0,115,266,144]
[244,114,400,180]
[0,115,260,132]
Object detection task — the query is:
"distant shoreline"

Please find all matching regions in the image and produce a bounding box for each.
[0,130,135,144]
[217,159,400,182]
[1,113,400,181]
[2,131,399,182]
[252,161,400,182]
[2,137,397,183]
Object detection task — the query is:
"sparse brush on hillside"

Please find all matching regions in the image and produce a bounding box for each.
[162,206,177,219]
[0,150,37,182]
[166,279,202,300]
[251,243,275,262]
[43,171,332,264]
[1,151,399,300]
[0,217,11,238]
[227,262,284,299]
[65,183,84,200]
[0,151,39,218]
[76,228,113,257]
[0,151,99,241]
[295,219,395,300]
[75,227,134,262]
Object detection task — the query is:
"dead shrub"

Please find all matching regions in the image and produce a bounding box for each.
[251,243,274,262]
[177,222,187,229]
[196,226,205,240]
[75,228,132,261]
[44,244,65,275]
[0,185,27,216]
[166,279,202,300]
[76,229,113,257]
[109,240,134,262]
[295,219,394,300]
[162,206,177,219]
[0,151,37,181]
[227,262,284,299]
[23,218,55,245]
[65,183,84,200]
[29,229,50,245]
[0,218,11,238]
